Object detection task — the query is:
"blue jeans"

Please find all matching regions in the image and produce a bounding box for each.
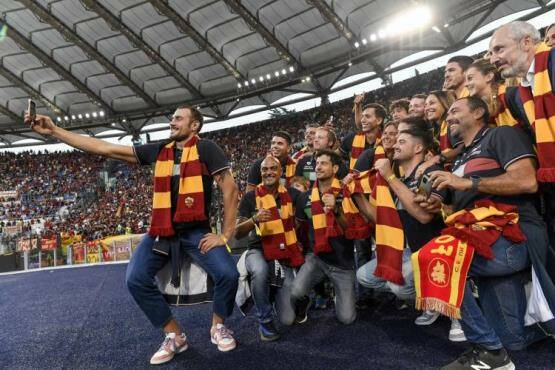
[125,229,239,328]
[245,248,295,325]
[289,253,356,325]
[460,221,548,350]
[356,248,415,300]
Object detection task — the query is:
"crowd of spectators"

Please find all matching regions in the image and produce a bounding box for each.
[0,65,445,247]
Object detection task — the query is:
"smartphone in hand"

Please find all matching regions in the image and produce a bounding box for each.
[418,173,433,198]
[27,99,36,125]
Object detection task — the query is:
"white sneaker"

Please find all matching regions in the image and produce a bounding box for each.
[150,332,188,365]
[210,323,236,352]
[415,310,440,326]
[449,319,467,342]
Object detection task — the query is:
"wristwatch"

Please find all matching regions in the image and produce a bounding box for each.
[470,176,481,192]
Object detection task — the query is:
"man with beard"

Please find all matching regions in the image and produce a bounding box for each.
[489,21,555,248]
[409,94,427,118]
[26,106,239,365]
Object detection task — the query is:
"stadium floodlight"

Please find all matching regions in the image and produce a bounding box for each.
[306,76,311,82]
[71,115,76,120]
[99,110,104,117]
[281,69,286,75]
[122,118,126,122]
[111,122,116,127]
[289,66,294,72]
[354,41,360,48]
[378,29,387,39]
[348,61,353,67]
[78,114,83,119]
[244,81,249,87]
[370,33,377,42]
[64,116,69,121]
[386,6,432,36]
[432,26,441,33]
[259,76,264,82]
[85,113,90,119]
[274,71,280,77]
[362,38,367,45]
[251,78,256,84]
[266,74,271,80]
[92,112,98,118]
[237,83,242,88]
[444,23,449,28]
[56,117,61,122]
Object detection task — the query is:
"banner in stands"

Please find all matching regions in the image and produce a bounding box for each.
[72,242,85,263]
[0,190,17,199]
[40,237,57,251]
[86,241,101,263]
[17,238,37,252]
[2,225,22,235]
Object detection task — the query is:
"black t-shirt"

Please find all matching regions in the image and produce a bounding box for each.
[449,126,541,224]
[294,154,349,187]
[247,157,293,187]
[238,187,302,250]
[339,131,375,159]
[295,190,355,270]
[134,139,230,230]
[353,147,376,173]
[397,164,445,252]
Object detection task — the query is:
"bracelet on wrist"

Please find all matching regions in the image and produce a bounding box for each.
[386,174,396,183]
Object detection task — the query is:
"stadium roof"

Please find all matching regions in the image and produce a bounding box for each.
[0,0,553,148]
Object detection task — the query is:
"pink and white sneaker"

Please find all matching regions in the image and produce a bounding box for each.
[210,323,236,352]
[150,332,188,365]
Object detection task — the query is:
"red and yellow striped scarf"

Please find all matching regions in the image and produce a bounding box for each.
[370,173,405,285]
[348,132,382,171]
[283,156,297,185]
[494,84,519,127]
[518,43,555,182]
[149,136,205,237]
[439,120,451,153]
[254,184,304,267]
[350,169,405,284]
[292,146,310,162]
[310,178,370,255]
[412,200,525,318]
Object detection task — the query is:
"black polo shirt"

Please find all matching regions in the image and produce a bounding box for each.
[397,164,446,252]
[134,138,230,230]
[295,189,355,270]
[294,154,349,187]
[247,157,293,187]
[339,131,375,160]
[353,147,376,173]
[238,187,302,250]
[449,125,541,224]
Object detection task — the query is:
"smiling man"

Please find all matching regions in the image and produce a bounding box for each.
[235,155,303,340]
[247,131,296,192]
[26,105,240,365]
[427,97,552,370]
[443,55,474,98]
[340,103,387,171]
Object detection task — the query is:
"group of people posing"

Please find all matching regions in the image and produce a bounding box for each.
[25,21,555,370]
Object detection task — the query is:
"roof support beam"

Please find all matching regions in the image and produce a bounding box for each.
[20,0,158,107]
[80,0,203,100]
[0,104,23,124]
[306,0,388,83]
[6,26,114,115]
[0,62,66,115]
[150,0,241,80]
[225,0,324,93]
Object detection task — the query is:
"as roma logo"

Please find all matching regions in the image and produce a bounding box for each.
[427,258,450,288]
